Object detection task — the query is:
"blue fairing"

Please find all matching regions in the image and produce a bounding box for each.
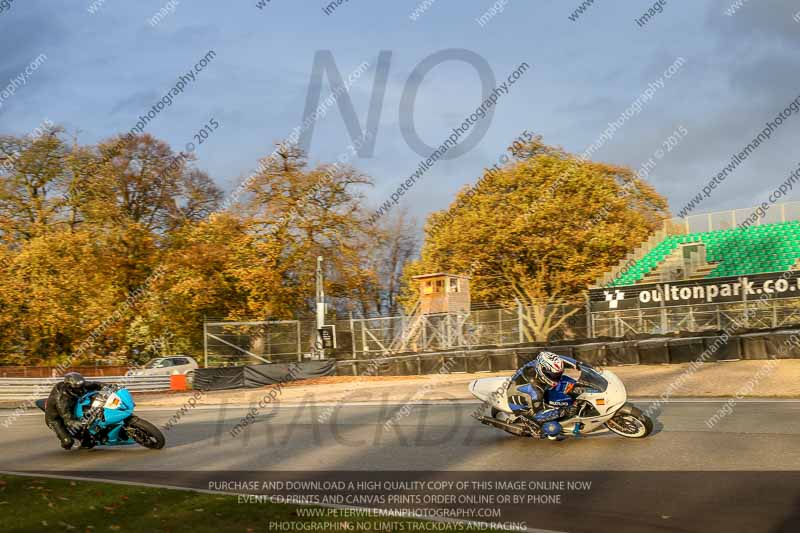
[72,388,136,446]
[533,409,561,423]
[117,387,135,408]
[517,383,538,401]
[103,388,134,425]
[545,376,577,407]
[510,361,535,382]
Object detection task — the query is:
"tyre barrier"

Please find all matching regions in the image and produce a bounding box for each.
[336,327,800,376]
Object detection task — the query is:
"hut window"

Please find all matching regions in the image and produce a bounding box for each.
[449,278,459,292]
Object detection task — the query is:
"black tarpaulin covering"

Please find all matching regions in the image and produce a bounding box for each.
[636,338,670,364]
[572,343,607,366]
[466,354,490,373]
[703,335,740,361]
[243,360,336,387]
[443,355,467,374]
[667,337,707,364]
[740,332,770,360]
[398,358,418,376]
[335,325,800,377]
[489,352,516,372]
[605,341,639,365]
[420,355,441,375]
[385,358,403,376]
[763,330,800,359]
[192,366,244,391]
[354,358,388,376]
[549,346,574,359]
[515,351,538,366]
[336,361,358,376]
[193,360,337,391]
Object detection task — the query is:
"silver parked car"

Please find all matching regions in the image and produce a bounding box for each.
[133,356,199,376]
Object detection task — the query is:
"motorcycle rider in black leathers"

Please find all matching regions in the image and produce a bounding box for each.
[45,372,103,450]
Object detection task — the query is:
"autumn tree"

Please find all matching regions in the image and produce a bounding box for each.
[0,130,226,363]
[0,126,69,243]
[0,230,124,363]
[501,262,582,342]
[85,134,222,234]
[403,134,669,326]
[0,127,394,364]
[354,209,418,317]
[241,144,380,317]
[127,213,254,356]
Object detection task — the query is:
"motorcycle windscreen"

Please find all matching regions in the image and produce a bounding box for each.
[579,367,608,392]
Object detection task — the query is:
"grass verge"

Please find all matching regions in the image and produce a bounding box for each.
[0,474,502,532]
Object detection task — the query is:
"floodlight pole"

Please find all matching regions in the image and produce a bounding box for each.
[315,256,325,359]
[203,315,208,368]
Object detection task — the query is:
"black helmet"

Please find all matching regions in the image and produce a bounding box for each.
[63,372,86,394]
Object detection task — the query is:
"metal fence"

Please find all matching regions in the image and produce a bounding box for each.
[664,201,800,235]
[203,304,588,365]
[205,299,800,359]
[0,375,172,401]
[591,297,800,337]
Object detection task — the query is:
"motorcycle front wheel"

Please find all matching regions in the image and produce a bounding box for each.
[126,416,166,449]
[605,406,653,439]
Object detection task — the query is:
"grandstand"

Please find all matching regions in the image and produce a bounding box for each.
[590,202,800,337]
[609,221,800,286]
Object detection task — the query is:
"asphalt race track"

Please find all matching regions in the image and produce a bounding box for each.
[2,400,799,533]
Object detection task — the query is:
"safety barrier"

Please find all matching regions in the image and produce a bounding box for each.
[0,375,172,401]
[192,360,337,391]
[0,366,131,378]
[335,327,800,376]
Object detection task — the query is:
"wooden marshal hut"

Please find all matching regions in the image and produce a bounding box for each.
[412,273,471,315]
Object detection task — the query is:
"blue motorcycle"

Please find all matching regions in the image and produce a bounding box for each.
[36,385,165,449]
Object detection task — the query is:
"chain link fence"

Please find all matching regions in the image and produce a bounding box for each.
[591,297,800,337]
[203,303,588,365]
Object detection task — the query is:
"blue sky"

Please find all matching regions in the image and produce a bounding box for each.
[1,0,799,227]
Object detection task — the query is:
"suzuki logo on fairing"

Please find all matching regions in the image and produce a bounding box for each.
[604,290,625,309]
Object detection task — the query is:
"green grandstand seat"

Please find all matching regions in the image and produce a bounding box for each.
[608,220,800,286]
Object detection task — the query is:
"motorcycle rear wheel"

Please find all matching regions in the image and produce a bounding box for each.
[126,416,165,449]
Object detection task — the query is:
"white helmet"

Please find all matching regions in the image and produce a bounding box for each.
[534,351,564,388]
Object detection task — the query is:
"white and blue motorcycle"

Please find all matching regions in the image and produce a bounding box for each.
[469,356,654,440]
